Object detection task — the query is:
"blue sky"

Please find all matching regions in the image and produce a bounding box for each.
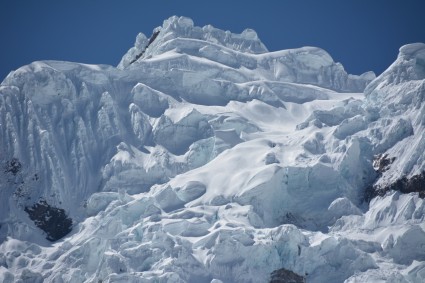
[1,0,424,81]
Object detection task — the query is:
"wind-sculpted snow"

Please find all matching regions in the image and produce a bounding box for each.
[1,16,424,283]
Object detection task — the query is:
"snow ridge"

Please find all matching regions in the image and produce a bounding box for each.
[118,16,268,69]
[1,16,424,283]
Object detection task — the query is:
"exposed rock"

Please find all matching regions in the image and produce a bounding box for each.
[128,30,160,65]
[270,268,306,283]
[372,153,395,173]
[366,171,425,201]
[24,200,73,241]
[4,158,21,176]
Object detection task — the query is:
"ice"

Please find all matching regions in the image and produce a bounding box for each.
[328,197,362,220]
[333,115,367,139]
[117,33,149,69]
[383,225,425,265]
[153,109,214,155]
[118,16,268,69]
[1,16,424,283]
[131,83,169,117]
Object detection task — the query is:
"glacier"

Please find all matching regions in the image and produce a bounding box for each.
[0,15,425,282]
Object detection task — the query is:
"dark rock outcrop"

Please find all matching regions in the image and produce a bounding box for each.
[4,158,22,176]
[366,171,425,201]
[25,200,73,241]
[372,153,395,173]
[364,154,425,201]
[129,30,161,65]
[270,268,306,283]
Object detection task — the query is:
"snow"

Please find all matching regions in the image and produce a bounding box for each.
[1,15,424,283]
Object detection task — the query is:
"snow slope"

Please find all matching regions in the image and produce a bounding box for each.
[1,16,424,282]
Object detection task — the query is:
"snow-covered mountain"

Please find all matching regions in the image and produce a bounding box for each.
[0,16,424,282]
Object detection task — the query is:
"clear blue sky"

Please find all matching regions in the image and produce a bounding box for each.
[1,0,424,81]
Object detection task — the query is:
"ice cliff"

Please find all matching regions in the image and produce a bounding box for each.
[1,16,424,283]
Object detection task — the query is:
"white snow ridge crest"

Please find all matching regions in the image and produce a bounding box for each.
[1,16,425,283]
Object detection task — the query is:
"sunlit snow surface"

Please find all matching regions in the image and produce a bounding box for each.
[1,16,425,282]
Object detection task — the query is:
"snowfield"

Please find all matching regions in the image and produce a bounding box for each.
[1,16,425,282]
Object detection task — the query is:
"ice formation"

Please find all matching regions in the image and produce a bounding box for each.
[1,16,425,282]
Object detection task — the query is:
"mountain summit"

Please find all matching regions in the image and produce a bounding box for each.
[1,16,424,283]
[118,16,268,69]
